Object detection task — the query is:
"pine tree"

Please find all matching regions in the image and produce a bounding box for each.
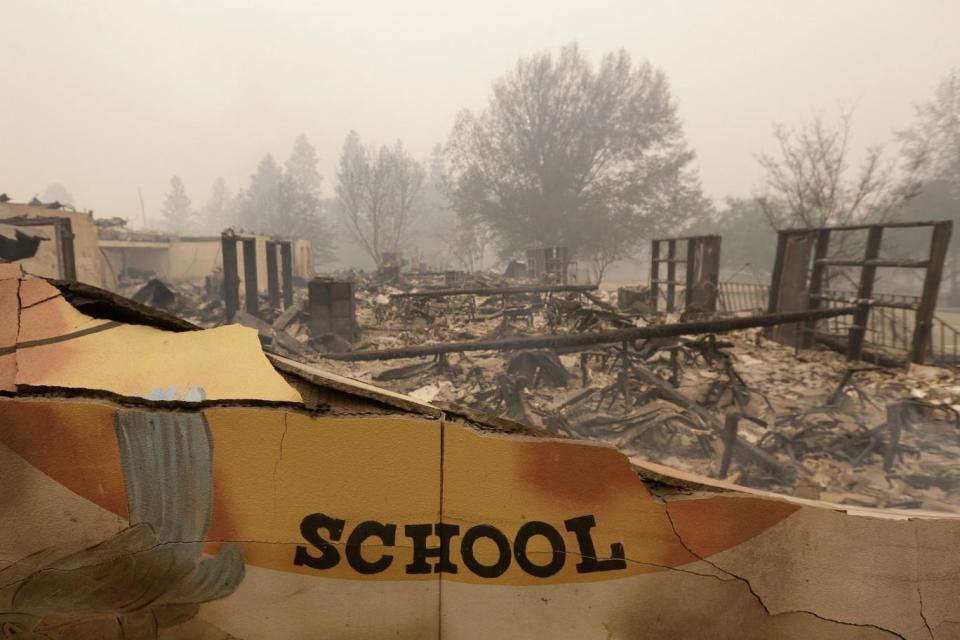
[202,177,233,233]
[161,176,193,233]
[283,134,333,263]
[239,155,283,232]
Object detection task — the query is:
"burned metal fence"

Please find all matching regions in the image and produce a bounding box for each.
[932,315,960,366]
[817,289,960,365]
[718,282,770,314]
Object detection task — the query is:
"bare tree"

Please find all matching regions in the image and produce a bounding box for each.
[897,68,960,300]
[446,43,707,280]
[201,177,232,234]
[386,141,424,257]
[755,109,908,230]
[899,68,960,190]
[336,132,425,268]
[439,214,493,272]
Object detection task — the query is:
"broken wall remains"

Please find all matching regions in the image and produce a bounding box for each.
[0,203,103,287]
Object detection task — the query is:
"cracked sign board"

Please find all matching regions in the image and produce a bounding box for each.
[1,269,960,639]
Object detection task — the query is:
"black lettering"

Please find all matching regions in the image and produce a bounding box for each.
[404,523,460,574]
[294,513,345,570]
[346,520,397,574]
[461,524,511,579]
[564,515,626,573]
[513,521,566,578]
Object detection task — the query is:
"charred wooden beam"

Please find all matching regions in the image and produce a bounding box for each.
[328,306,857,361]
[280,241,294,309]
[809,294,918,311]
[221,233,240,322]
[390,283,598,299]
[650,241,660,312]
[815,258,930,268]
[265,241,281,310]
[911,221,952,363]
[666,239,677,313]
[242,237,259,317]
[801,229,831,348]
[848,226,884,361]
[789,220,944,232]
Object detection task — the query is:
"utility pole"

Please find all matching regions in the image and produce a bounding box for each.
[138,187,146,229]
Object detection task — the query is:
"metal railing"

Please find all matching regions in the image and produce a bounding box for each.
[816,289,960,365]
[718,282,770,314]
[647,280,960,367]
[818,290,919,352]
[653,282,772,315]
[932,315,960,366]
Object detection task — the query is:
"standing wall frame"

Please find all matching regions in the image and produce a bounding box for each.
[221,232,296,322]
[766,221,952,364]
[649,235,721,314]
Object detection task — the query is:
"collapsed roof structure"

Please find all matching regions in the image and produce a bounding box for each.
[3,265,960,638]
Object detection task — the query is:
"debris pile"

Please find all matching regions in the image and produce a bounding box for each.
[326,273,960,511]
[117,274,314,355]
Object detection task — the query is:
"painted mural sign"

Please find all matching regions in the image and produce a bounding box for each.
[2,266,960,638]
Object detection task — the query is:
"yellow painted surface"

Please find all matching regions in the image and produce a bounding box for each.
[0,398,797,588]
[441,425,799,586]
[2,396,960,638]
[12,278,300,402]
[203,408,442,581]
[0,271,19,391]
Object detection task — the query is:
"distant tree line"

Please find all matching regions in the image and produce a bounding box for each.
[693,68,959,293]
[153,48,957,286]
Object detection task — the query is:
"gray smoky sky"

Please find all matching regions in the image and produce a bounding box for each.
[1,0,958,224]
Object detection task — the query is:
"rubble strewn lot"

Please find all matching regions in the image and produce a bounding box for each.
[148,270,960,512]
